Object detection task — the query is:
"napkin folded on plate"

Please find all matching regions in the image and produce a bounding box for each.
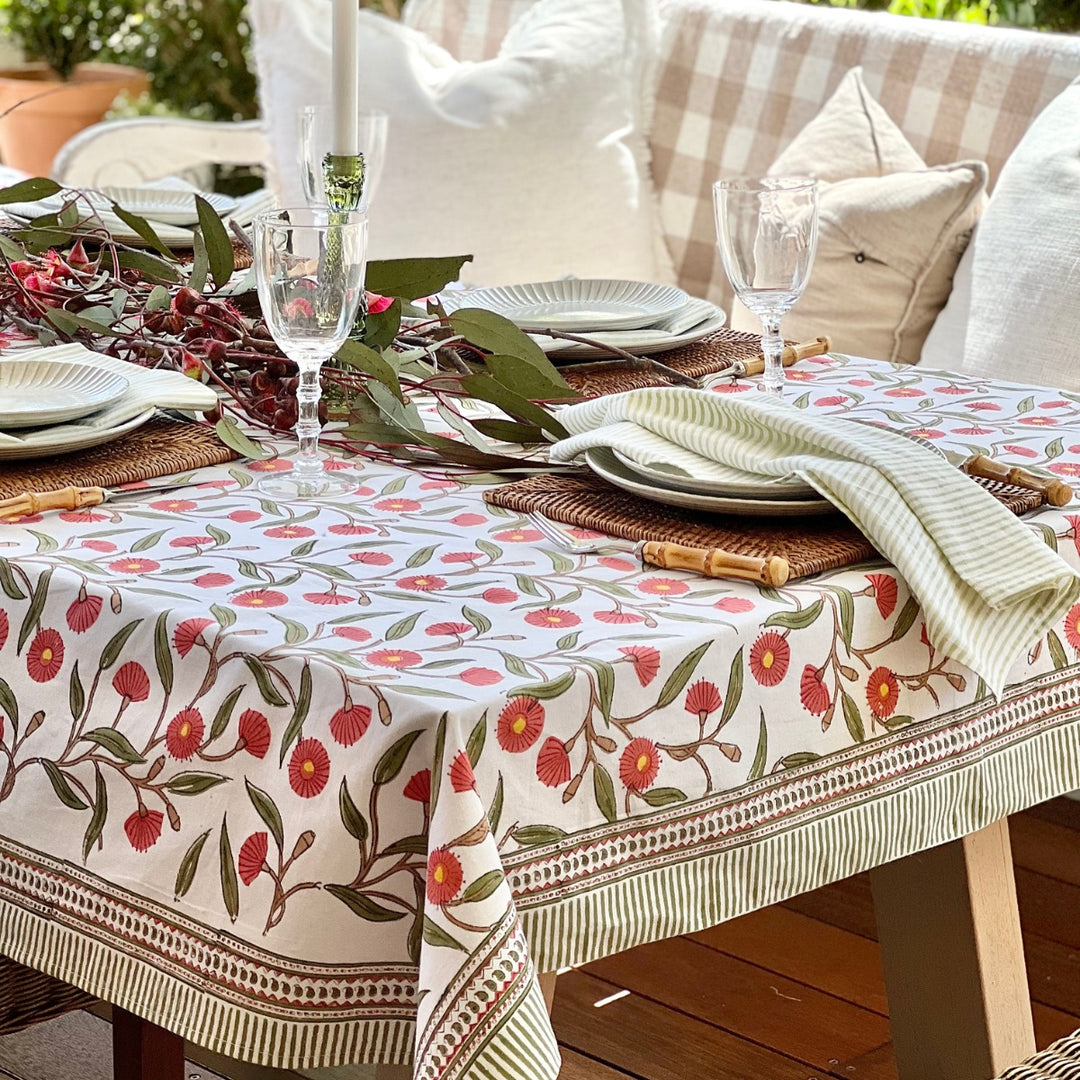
[0,343,218,444]
[549,387,1080,695]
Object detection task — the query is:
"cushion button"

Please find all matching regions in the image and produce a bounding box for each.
[854,252,866,263]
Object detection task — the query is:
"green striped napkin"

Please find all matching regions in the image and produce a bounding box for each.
[549,388,1080,695]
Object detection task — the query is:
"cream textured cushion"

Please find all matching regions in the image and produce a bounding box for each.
[249,0,675,287]
[730,69,987,366]
[921,80,1080,390]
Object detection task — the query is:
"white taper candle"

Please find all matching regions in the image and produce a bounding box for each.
[331,0,360,155]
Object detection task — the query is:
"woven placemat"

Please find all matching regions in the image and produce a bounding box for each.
[0,417,240,500]
[559,327,764,397]
[483,471,1045,581]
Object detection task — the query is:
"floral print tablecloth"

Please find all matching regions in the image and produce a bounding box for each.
[0,354,1079,1079]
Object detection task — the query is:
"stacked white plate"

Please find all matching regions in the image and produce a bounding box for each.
[439,278,727,359]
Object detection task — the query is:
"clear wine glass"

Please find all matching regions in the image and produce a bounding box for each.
[299,106,389,212]
[713,176,819,397]
[253,207,368,500]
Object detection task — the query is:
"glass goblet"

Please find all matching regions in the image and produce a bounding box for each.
[253,207,368,500]
[713,176,819,398]
[299,105,389,212]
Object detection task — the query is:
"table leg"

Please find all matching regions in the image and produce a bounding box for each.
[538,971,558,1015]
[112,1007,185,1080]
[869,817,1035,1080]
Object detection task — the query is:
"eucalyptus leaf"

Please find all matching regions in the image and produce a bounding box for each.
[196,194,235,288]
[336,339,404,402]
[362,297,402,350]
[215,416,271,460]
[0,178,61,204]
[109,202,174,258]
[366,255,472,300]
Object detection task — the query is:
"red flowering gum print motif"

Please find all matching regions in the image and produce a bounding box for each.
[367,649,422,669]
[620,646,660,687]
[65,593,102,634]
[232,589,288,608]
[799,666,830,715]
[288,738,331,798]
[108,558,160,574]
[403,769,431,804]
[26,628,63,683]
[685,679,721,720]
[497,697,545,752]
[173,618,214,658]
[536,737,571,787]
[636,577,689,597]
[238,832,269,886]
[112,661,150,703]
[124,809,163,852]
[397,575,446,592]
[1065,602,1080,651]
[238,709,271,759]
[524,608,580,629]
[749,631,790,686]
[482,588,517,604]
[166,708,205,759]
[594,609,643,625]
[426,848,463,905]
[0,609,7,651]
[449,750,476,792]
[866,573,899,620]
[866,666,899,719]
[619,738,660,792]
[329,702,372,747]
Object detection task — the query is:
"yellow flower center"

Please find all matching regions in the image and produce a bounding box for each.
[636,753,650,773]
[127,562,141,570]
[40,648,52,663]
[301,759,315,779]
[250,598,264,606]
[655,583,671,591]
[415,579,429,586]
[545,615,561,623]
[179,721,191,739]
[879,682,891,698]
[386,655,401,663]
[512,715,528,735]
[761,650,774,669]
[434,864,446,884]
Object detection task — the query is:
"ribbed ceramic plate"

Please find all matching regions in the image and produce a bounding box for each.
[0,408,155,460]
[0,360,129,428]
[442,279,689,332]
[585,447,835,516]
[536,309,728,359]
[98,186,238,226]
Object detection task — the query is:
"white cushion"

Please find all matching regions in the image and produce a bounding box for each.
[730,68,986,366]
[921,80,1080,390]
[249,0,675,287]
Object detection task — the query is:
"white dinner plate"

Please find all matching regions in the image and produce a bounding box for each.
[0,360,129,429]
[535,307,728,360]
[97,185,238,226]
[585,447,836,516]
[611,448,819,500]
[0,408,155,460]
[441,279,689,332]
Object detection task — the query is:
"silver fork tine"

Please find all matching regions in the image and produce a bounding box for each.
[527,513,617,554]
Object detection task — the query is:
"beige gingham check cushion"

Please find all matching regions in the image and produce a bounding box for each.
[403,0,1080,310]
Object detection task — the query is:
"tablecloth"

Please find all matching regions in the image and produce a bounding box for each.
[0,354,1079,1079]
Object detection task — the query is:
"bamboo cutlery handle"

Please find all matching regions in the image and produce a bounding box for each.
[0,486,107,519]
[963,455,1073,507]
[641,541,790,587]
[742,336,831,378]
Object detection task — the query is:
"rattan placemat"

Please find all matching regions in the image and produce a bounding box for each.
[484,471,1045,581]
[0,417,240,500]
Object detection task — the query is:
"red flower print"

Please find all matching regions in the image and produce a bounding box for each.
[460,667,502,686]
[483,588,518,604]
[193,573,234,589]
[440,551,482,564]
[228,509,261,523]
[800,665,830,715]
[426,848,463,905]
[637,577,690,597]
[449,750,476,792]
[238,832,269,886]
[814,395,848,407]
[265,525,316,539]
[349,551,394,565]
[403,769,431,804]
[108,557,160,574]
[536,737,571,787]
[451,513,487,527]
[935,384,972,395]
[112,661,150,702]
[173,618,214,658]
[81,540,116,553]
[866,574,898,620]
[685,679,722,718]
[1064,602,1080,651]
[907,428,945,439]
[493,529,543,542]
[149,498,197,512]
[288,737,330,798]
[420,479,459,490]
[619,738,660,792]
[169,535,214,549]
[866,667,899,719]
[1040,400,1069,409]
[59,510,107,524]
[329,702,371,746]
[397,575,447,592]
[710,381,751,393]
[1002,444,1039,458]
[165,708,205,759]
[749,631,790,686]
[303,592,353,605]
[65,594,102,634]
[715,596,754,613]
[367,649,422,669]
[884,387,925,398]
[332,626,371,643]
[786,370,813,381]
[232,589,288,608]
[238,709,271,758]
[969,401,1001,411]
[620,646,660,687]
[598,556,637,572]
[497,697,545,752]
[594,610,644,624]
[374,498,421,512]
[524,608,580,629]
[1018,416,1056,426]
[426,621,473,637]
[951,426,993,436]
[0,609,7,651]
[26,628,63,683]
[328,523,375,535]
[248,458,291,472]
[1048,462,1080,477]
[124,809,163,852]
[848,378,874,388]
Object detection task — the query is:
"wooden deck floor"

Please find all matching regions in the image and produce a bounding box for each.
[550,798,1080,1080]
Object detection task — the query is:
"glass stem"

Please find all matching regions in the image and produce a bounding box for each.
[760,315,784,397]
[294,359,324,482]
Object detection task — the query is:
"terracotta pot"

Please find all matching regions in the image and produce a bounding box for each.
[0,62,150,177]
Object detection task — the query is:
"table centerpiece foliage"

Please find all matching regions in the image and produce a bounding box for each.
[0,178,582,473]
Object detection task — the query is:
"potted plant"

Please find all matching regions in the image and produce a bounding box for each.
[0,0,148,176]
